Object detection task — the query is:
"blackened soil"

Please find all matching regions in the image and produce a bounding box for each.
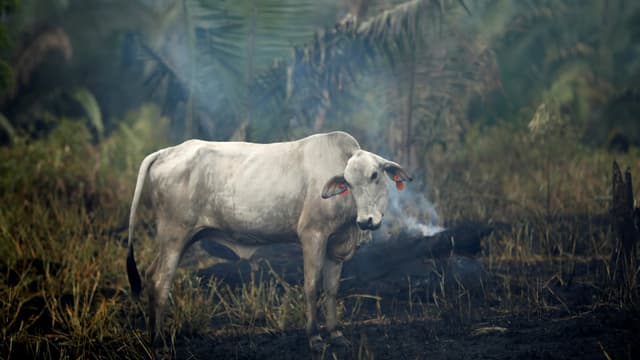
[175,307,639,359]
[176,253,640,359]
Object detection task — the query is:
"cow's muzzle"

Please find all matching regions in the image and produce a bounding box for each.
[357,217,381,230]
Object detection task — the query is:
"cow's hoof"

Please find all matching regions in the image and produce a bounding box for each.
[153,346,171,360]
[309,334,325,352]
[151,336,172,359]
[329,330,351,348]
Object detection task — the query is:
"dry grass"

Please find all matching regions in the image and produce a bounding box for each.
[1,117,639,358]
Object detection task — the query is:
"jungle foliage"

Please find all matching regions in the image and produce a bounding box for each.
[1,0,639,160]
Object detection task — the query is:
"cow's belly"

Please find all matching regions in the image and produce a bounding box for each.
[221,229,298,246]
[194,228,299,260]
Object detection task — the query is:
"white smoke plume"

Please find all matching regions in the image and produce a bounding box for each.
[377,180,445,240]
[404,216,446,237]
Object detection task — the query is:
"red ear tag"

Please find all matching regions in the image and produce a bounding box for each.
[393,175,400,182]
[395,181,404,190]
[339,188,349,195]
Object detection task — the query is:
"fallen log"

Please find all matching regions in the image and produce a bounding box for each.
[197,221,491,291]
[341,221,490,283]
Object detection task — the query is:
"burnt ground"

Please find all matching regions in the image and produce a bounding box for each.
[174,231,640,360]
[175,307,639,360]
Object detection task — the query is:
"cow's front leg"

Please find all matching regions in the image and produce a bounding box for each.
[322,258,350,347]
[301,230,327,352]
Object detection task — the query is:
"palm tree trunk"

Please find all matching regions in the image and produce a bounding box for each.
[312,0,372,133]
[404,49,416,169]
[245,0,256,135]
[183,0,196,139]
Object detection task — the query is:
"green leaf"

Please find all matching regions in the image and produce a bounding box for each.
[0,112,16,143]
[71,88,103,139]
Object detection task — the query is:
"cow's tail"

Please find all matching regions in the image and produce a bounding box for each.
[127,150,161,299]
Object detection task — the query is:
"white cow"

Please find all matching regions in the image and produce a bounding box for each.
[126,131,411,352]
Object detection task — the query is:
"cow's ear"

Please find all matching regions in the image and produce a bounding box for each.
[383,162,412,190]
[322,175,350,199]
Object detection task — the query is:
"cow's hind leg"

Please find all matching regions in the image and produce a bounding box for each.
[146,223,190,356]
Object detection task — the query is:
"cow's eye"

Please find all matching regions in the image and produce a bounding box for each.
[371,171,378,181]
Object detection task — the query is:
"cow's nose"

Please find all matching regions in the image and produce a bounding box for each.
[357,217,371,230]
[357,217,380,230]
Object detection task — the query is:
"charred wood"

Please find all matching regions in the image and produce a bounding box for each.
[610,161,639,289]
[198,221,491,291]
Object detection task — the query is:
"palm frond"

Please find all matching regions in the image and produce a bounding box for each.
[249,0,471,137]
[138,0,325,139]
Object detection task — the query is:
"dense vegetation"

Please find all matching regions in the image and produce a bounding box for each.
[1,0,639,358]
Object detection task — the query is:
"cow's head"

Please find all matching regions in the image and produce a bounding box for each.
[321,150,412,230]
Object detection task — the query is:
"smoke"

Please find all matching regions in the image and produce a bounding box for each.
[403,216,445,237]
[378,179,445,240]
